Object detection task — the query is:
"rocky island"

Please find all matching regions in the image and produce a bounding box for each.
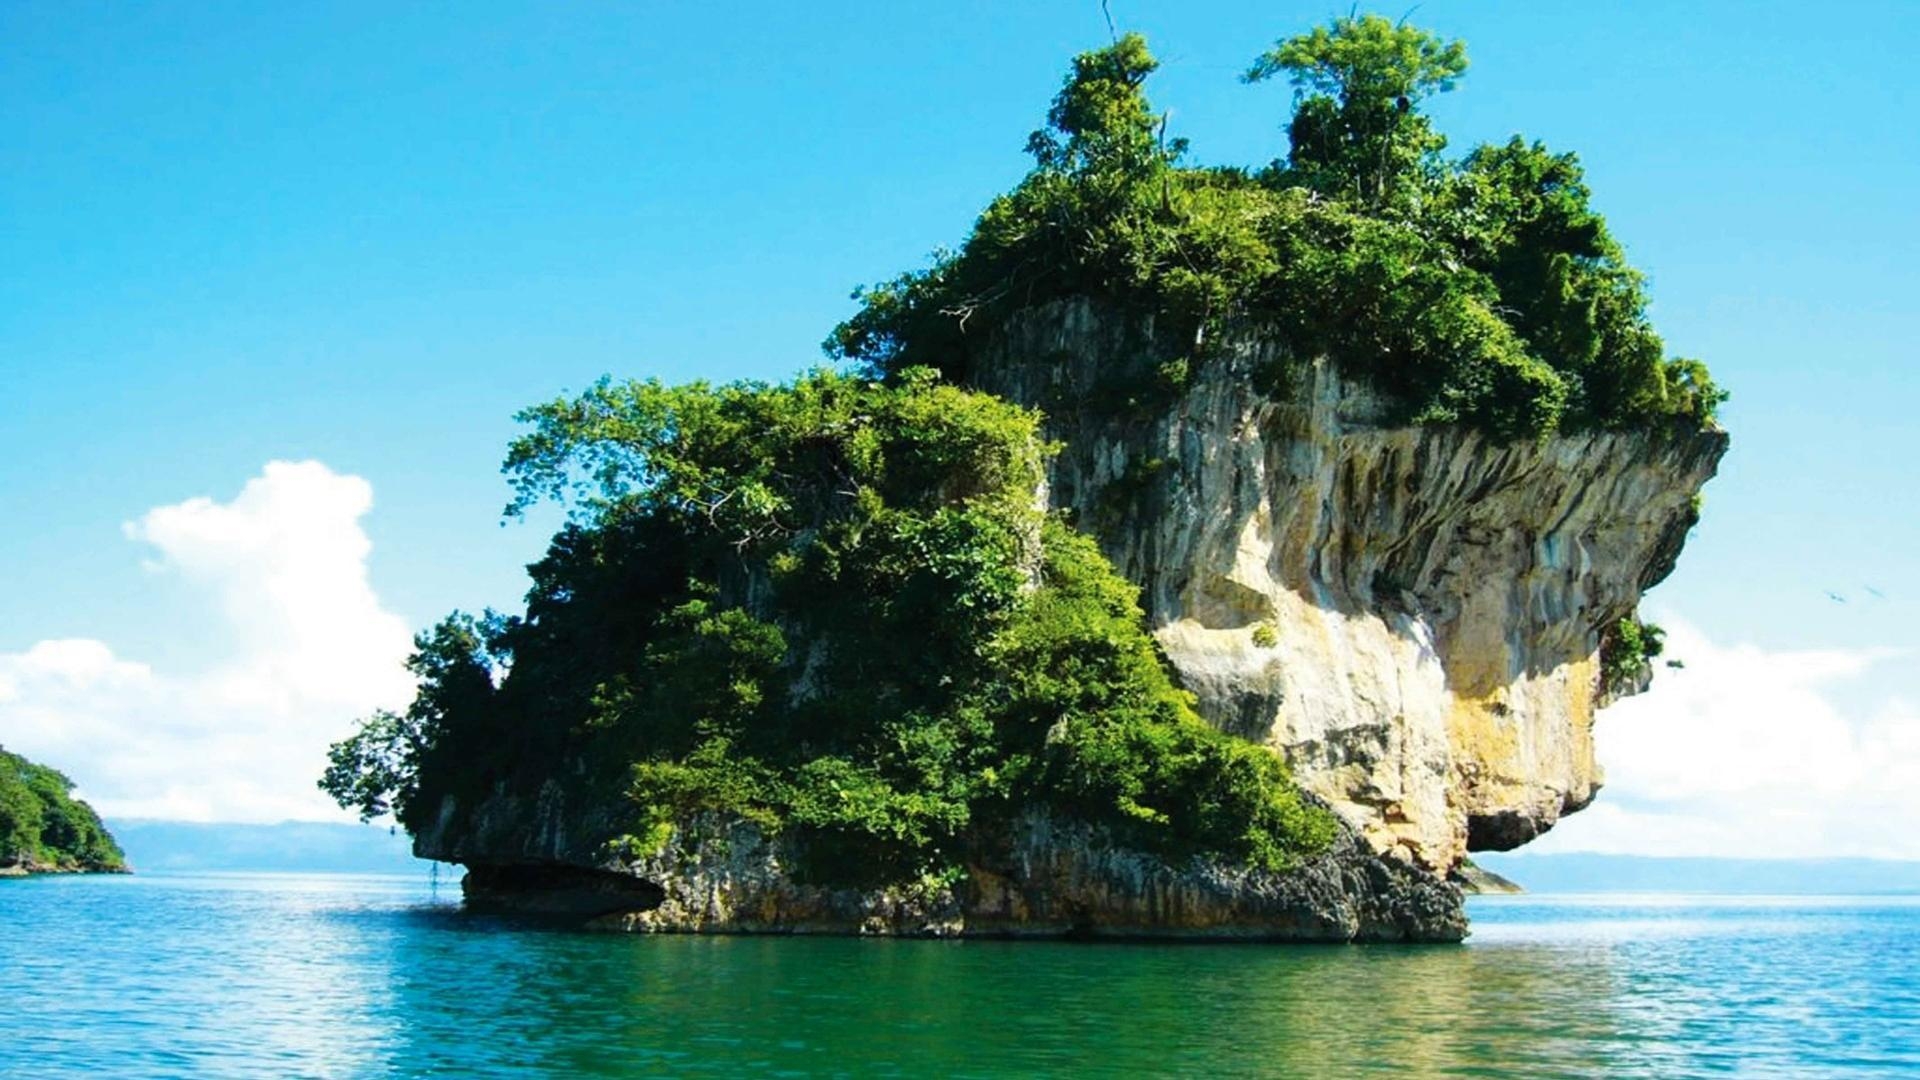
[322,16,1723,941]
[1,746,125,876]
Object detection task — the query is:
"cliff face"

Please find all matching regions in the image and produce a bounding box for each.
[971,299,1727,872]
[437,805,1465,942]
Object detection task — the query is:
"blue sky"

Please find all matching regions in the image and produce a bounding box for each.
[2,2,1915,844]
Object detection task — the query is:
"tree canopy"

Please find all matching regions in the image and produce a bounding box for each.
[829,16,1723,440]
[1246,13,1468,210]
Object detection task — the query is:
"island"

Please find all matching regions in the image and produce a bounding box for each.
[1,746,125,876]
[321,15,1724,941]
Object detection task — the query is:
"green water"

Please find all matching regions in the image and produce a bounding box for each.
[1,871,1914,1076]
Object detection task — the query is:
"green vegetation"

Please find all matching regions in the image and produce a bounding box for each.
[1601,615,1667,690]
[324,372,1335,885]
[0,747,125,872]
[829,17,1722,440]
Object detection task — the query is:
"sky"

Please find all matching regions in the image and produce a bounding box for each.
[2,2,1915,853]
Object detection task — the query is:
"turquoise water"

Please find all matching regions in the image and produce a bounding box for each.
[1,873,1914,1077]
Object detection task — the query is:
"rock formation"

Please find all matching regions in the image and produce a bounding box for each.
[439,806,1466,942]
[970,299,1727,873]
[414,300,1721,940]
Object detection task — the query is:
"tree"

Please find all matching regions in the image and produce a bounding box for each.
[1025,32,1180,181]
[1246,14,1468,210]
[319,710,425,823]
[319,614,498,826]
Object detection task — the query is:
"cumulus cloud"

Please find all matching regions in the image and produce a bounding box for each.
[0,461,415,822]
[1532,618,1920,859]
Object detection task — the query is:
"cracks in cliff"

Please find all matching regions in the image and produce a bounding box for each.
[967,299,1727,873]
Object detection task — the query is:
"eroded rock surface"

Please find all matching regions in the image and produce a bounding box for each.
[446,810,1464,942]
[971,299,1727,871]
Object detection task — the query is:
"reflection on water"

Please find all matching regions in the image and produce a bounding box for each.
[2,874,1915,1077]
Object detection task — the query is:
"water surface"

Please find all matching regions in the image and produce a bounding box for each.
[2,872,1913,1076]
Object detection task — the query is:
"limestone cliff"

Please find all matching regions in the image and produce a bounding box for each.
[435,803,1465,942]
[416,731,1463,940]
[970,299,1727,873]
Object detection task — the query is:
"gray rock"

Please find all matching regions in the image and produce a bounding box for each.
[443,808,1466,942]
[969,299,1725,871]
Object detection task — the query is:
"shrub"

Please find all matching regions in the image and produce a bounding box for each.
[1601,615,1667,690]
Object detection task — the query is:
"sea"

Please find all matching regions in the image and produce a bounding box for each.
[1,871,1914,1077]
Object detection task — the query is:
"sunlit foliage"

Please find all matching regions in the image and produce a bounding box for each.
[830,19,1723,439]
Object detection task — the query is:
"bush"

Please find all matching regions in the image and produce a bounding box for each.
[1601,615,1667,690]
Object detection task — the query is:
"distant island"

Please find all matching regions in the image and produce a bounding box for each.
[1,746,125,875]
[321,15,1724,940]
[1472,853,1920,896]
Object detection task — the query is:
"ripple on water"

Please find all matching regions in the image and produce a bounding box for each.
[0,875,1914,1077]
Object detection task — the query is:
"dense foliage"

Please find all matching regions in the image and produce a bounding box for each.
[828,17,1723,440]
[323,372,1335,884]
[0,747,125,871]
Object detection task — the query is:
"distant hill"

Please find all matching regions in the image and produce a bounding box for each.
[107,819,446,874]
[1470,853,1920,895]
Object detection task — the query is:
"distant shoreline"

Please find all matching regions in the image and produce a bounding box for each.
[0,861,131,878]
[1470,852,1920,896]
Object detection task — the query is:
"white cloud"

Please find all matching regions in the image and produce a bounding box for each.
[0,462,415,822]
[1532,618,1920,859]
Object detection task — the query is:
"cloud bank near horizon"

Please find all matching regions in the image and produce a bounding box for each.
[0,461,415,822]
[1531,618,1918,860]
